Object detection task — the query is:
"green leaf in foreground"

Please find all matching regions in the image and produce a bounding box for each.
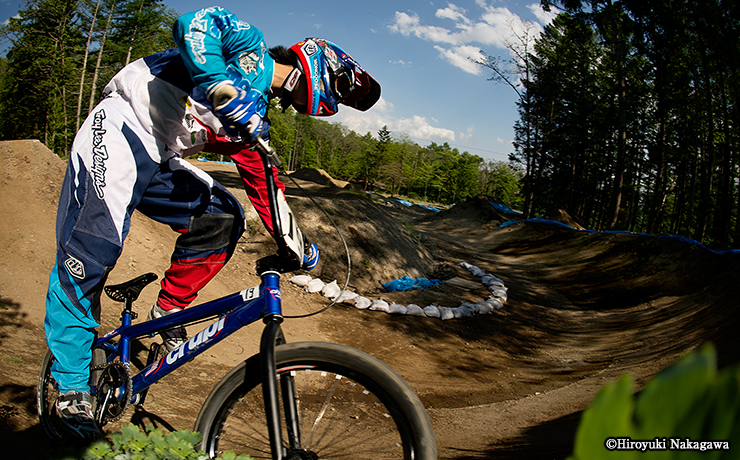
[61,423,253,460]
[568,344,739,460]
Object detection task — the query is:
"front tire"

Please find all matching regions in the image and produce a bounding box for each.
[195,342,437,459]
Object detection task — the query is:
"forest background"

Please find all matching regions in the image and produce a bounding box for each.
[0,0,738,250]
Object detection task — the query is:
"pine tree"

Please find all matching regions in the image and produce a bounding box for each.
[0,0,83,154]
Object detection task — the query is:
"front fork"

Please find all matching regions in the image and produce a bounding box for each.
[261,315,302,460]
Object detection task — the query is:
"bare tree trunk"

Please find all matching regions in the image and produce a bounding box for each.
[607,41,627,229]
[76,0,102,131]
[124,0,145,66]
[88,0,116,113]
[693,46,715,243]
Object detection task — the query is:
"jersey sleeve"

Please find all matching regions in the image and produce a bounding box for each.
[173,7,265,98]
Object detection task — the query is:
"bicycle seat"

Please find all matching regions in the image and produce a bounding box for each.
[104,272,158,303]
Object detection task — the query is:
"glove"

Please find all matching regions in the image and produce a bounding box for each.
[212,84,269,140]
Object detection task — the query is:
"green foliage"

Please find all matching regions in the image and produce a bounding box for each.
[58,423,252,460]
[267,105,517,205]
[0,0,175,154]
[568,344,739,460]
[516,1,740,247]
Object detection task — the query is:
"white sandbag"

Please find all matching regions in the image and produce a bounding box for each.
[461,262,485,277]
[354,296,371,309]
[482,279,506,290]
[458,305,475,317]
[481,275,503,287]
[491,290,508,302]
[306,278,325,293]
[476,301,495,314]
[389,302,407,314]
[369,299,390,312]
[439,307,455,321]
[460,302,479,314]
[406,304,425,317]
[321,280,341,299]
[487,297,504,310]
[423,305,440,318]
[290,275,312,286]
[335,290,358,303]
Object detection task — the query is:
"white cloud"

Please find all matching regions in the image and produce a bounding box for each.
[460,125,475,140]
[434,45,484,75]
[395,115,456,143]
[528,3,559,25]
[372,97,394,114]
[389,2,554,74]
[389,11,458,44]
[331,97,391,136]
[436,4,470,24]
[2,13,20,25]
[331,98,455,144]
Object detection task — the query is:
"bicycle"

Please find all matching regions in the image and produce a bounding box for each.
[37,138,437,459]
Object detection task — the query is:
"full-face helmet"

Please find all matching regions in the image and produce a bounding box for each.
[285,38,380,116]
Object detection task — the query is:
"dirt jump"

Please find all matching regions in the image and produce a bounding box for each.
[1,139,739,459]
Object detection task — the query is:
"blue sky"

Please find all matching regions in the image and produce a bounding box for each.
[0,1,557,162]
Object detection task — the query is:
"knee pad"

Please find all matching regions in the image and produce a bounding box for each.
[176,213,243,252]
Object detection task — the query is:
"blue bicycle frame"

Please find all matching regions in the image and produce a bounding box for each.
[94,272,281,402]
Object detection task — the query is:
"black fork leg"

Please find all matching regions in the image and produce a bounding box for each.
[281,367,301,451]
[261,316,302,459]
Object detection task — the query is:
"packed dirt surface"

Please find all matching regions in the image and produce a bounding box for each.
[1,139,739,459]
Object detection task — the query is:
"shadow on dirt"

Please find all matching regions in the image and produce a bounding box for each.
[0,381,86,460]
[0,297,26,345]
[452,411,581,460]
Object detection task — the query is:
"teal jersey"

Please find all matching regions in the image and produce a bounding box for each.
[173,6,275,109]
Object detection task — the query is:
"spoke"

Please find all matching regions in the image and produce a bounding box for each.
[306,373,341,448]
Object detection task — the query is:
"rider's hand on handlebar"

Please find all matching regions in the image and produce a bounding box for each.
[212,83,269,140]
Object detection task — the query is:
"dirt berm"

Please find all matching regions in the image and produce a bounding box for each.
[1,139,739,459]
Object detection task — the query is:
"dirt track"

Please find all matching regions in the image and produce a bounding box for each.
[1,139,739,459]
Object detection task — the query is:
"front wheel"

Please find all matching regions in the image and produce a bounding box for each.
[195,342,437,459]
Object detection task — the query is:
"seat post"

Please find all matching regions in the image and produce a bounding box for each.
[120,296,138,325]
[119,296,136,365]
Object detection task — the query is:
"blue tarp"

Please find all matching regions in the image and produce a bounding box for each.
[419,204,442,213]
[500,218,740,255]
[383,275,443,292]
[394,199,442,213]
[488,201,523,217]
[197,157,234,165]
